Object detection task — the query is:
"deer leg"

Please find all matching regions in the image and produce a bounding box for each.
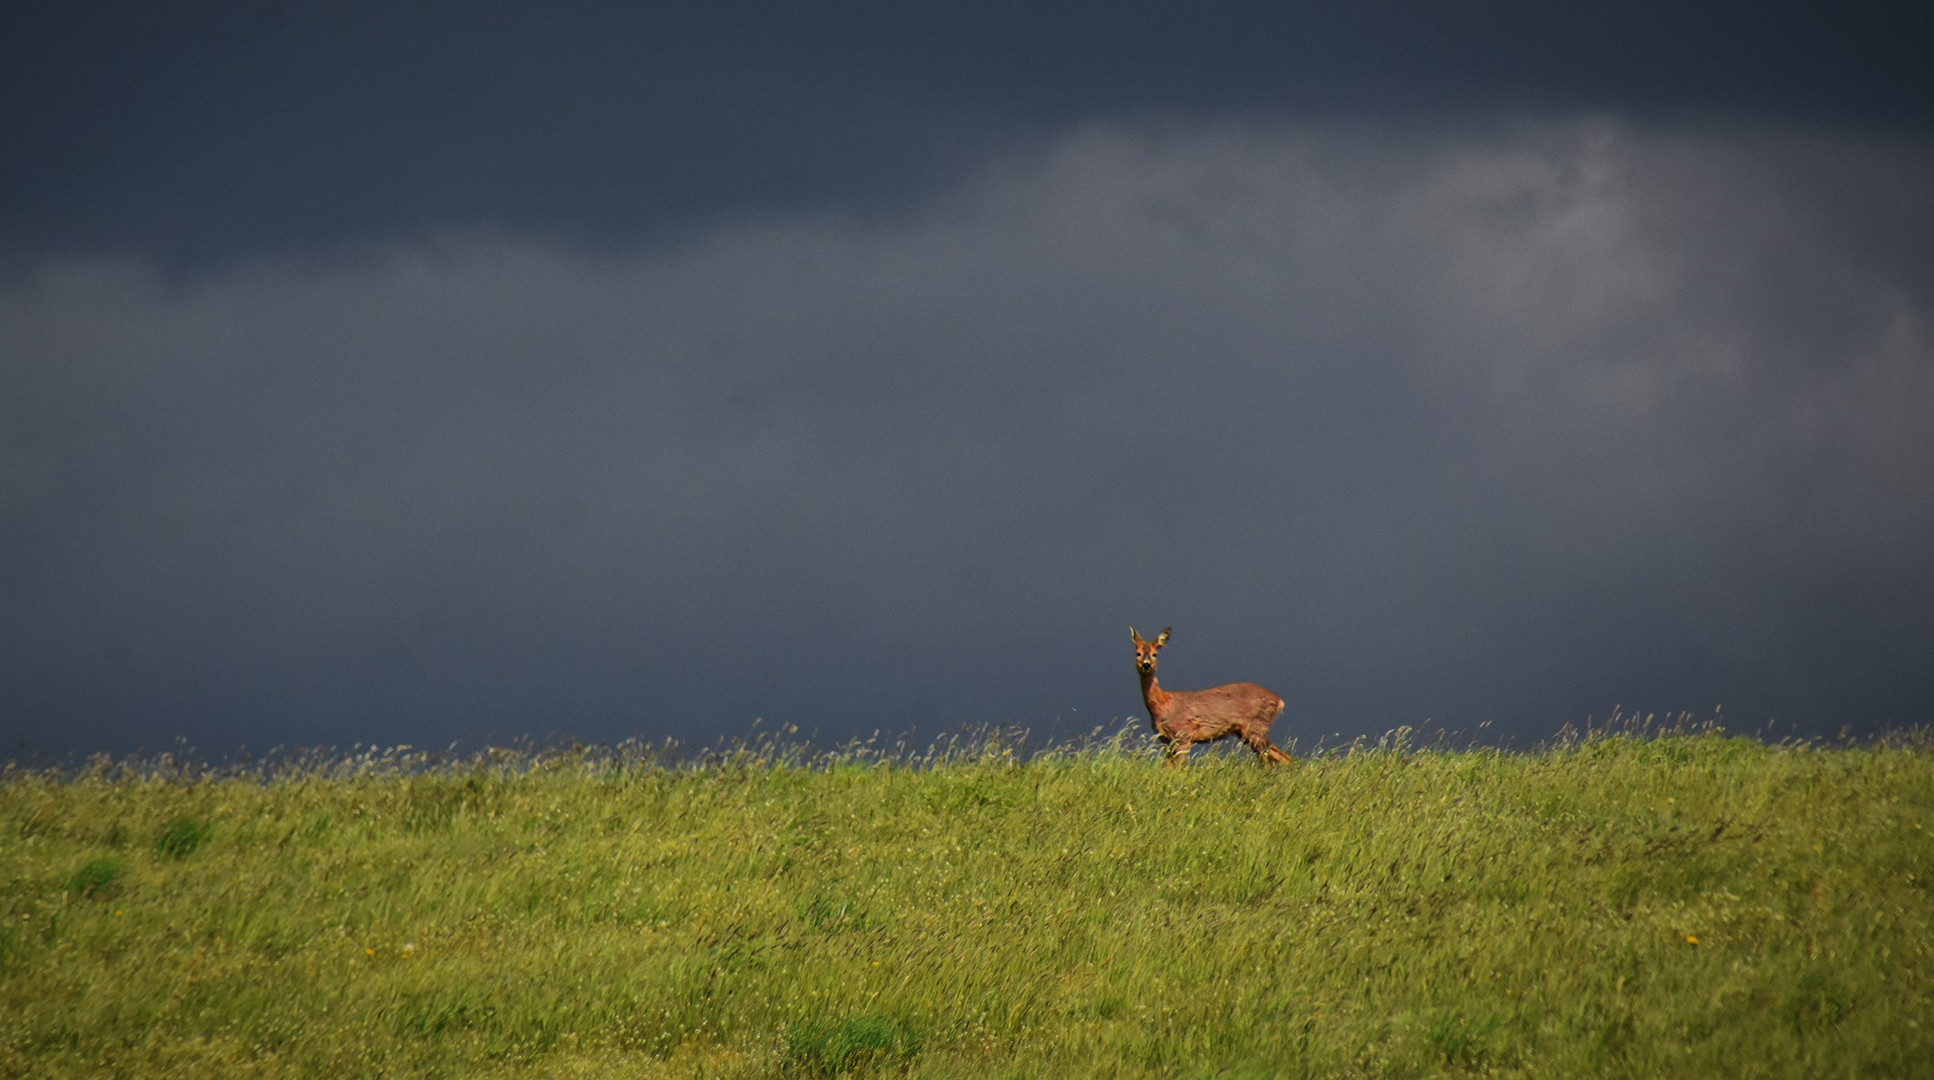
[1243,729,1293,766]
[1164,740,1193,768]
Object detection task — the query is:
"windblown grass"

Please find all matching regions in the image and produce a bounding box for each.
[2,722,1929,1078]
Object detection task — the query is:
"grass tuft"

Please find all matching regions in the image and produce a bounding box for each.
[784,1015,921,1076]
[66,857,123,899]
[154,817,213,859]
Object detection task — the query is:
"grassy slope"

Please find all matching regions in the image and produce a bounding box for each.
[1,731,1930,1079]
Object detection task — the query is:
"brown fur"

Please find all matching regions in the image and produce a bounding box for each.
[1132,626,1292,767]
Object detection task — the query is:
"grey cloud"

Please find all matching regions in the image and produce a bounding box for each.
[3,119,1931,757]
[6,4,1933,270]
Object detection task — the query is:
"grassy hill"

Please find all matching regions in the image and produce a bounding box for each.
[3,725,1930,1078]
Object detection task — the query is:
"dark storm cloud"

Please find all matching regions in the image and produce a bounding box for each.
[5,119,1931,756]
[4,3,1932,269]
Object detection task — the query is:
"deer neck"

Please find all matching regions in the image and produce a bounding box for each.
[1139,670,1171,717]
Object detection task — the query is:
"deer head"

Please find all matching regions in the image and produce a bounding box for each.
[1129,625,1171,676]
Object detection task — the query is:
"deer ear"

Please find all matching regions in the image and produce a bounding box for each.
[1129,625,1143,644]
[1155,628,1170,647]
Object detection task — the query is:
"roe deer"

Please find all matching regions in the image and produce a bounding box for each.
[1131,626,1292,767]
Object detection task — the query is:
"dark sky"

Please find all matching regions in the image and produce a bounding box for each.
[4,4,1932,758]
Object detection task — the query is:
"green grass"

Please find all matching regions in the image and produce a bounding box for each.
[2,725,1930,1078]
